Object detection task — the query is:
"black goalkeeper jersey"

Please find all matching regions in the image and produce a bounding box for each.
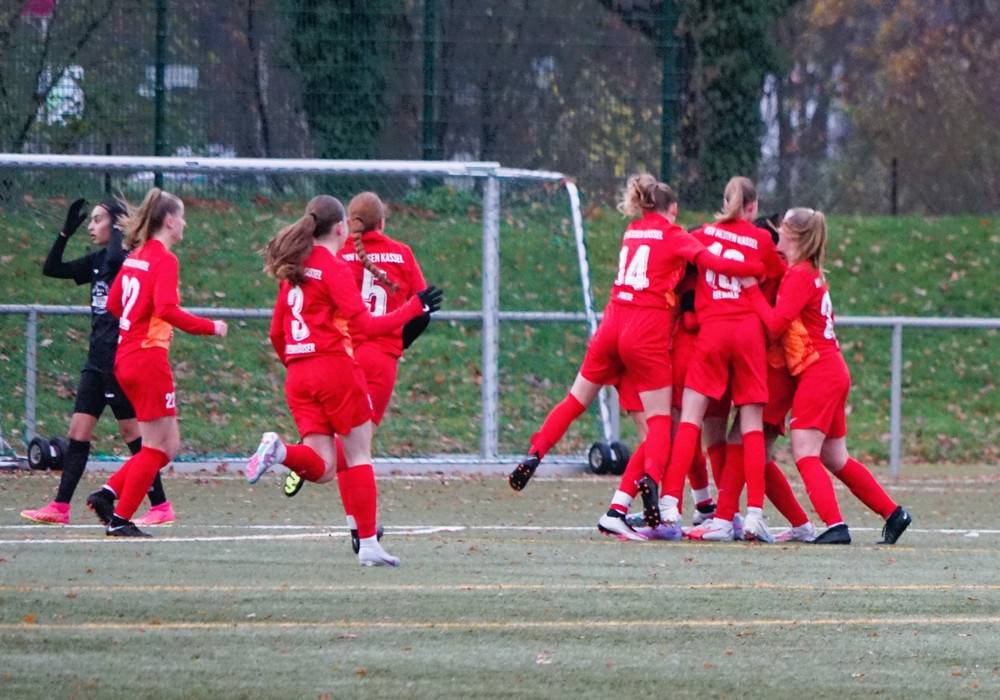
[43,231,127,373]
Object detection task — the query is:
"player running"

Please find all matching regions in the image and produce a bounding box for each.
[246,195,442,566]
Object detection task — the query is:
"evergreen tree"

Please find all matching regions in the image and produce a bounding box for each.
[283,0,403,159]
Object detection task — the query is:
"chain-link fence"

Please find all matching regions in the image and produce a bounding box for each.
[3,1,664,202]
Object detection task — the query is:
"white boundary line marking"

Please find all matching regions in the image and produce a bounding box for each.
[0,524,997,545]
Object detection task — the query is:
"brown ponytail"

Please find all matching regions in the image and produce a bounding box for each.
[715,176,757,223]
[122,188,182,251]
[617,173,675,218]
[262,195,346,285]
[348,191,398,293]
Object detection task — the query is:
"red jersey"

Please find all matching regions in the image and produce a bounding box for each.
[339,230,427,357]
[691,219,784,322]
[107,238,215,358]
[269,245,423,366]
[747,260,840,372]
[609,212,708,312]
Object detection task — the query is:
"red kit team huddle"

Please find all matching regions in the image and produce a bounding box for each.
[22,174,910,560]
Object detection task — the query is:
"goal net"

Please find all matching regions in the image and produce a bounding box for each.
[0,155,620,468]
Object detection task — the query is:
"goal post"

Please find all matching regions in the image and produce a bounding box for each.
[0,154,617,464]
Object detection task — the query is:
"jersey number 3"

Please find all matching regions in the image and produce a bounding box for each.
[287,286,310,341]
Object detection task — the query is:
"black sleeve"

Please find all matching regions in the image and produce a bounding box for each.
[105,225,127,276]
[43,234,92,285]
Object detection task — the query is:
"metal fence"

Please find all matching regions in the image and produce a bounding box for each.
[3,299,999,476]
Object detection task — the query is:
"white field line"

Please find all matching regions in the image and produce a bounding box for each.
[0,523,997,545]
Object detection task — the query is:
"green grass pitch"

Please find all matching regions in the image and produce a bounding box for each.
[2,464,999,699]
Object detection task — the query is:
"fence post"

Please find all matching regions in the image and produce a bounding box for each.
[25,309,38,441]
[890,322,903,476]
[481,174,501,459]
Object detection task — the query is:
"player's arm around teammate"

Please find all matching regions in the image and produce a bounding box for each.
[84,189,228,537]
[659,176,785,543]
[247,195,441,567]
[742,208,911,545]
[21,198,173,527]
[508,174,764,542]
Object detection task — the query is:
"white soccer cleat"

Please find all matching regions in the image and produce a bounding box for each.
[742,509,775,543]
[598,511,648,541]
[686,518,735,541]
[358,541,401,567]
[246,431,286,484]
[657,496,681,526]
[775,522,818,543]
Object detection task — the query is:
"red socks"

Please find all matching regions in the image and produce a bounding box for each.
[662,421,699,500]
[530,394,586,458]
[834,457,896,518]
[285,444,327,482]
[714,443,744,521]
[764,461,809,527]
[643,414,673,482]
[687,437,710,491]
[616,441,647,499]
[795,455,843,526]
[742,430,766,510]
[706,441,726,487]
[339,464,379,538]
[113,447,170,520]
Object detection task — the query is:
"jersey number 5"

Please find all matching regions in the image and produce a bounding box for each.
[360,269,389,316]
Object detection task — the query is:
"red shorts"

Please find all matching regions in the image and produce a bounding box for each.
[763,364,796,435]
[115,348,176,421]
[684,316,768,405]
[615,373,643,413]
[789,354,849,438]
[580,303,672,393]
[285,355,373,437]
[354,343,399,426]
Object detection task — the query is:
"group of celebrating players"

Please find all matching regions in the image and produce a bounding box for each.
[20,171,910,563]
[508,173,912,546]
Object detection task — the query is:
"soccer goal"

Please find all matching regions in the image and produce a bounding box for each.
[0,154,622,468]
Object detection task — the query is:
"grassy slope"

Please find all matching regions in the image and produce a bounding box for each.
[2,192,999,464]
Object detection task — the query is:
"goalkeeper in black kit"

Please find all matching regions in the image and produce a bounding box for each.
[21,198,176,527]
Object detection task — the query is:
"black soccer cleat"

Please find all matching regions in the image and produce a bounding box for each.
[811,523,852,545]
[351,525,385,554]
[878,506,912,545]
[106,516,151,538]
[283,471,304,497]
[636,475,661,528]
[86,489,116,526]
[508,454,540,491]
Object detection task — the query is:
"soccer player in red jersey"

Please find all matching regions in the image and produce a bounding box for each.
[85,189,228,537]
[657,176,786,542]
[742,207,912,544]
[247,195,441,566]
[508,174,763,541]
[21,198,173,527]
[282,191,435,554]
